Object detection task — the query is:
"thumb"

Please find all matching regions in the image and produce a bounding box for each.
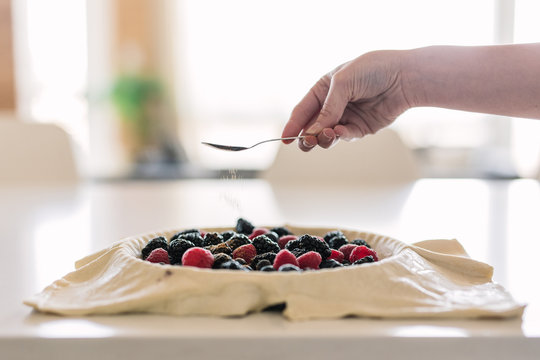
[305,75,349,135]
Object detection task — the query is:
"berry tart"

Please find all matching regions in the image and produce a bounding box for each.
[24,218,524,320]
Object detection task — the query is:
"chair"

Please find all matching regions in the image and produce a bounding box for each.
[261,128,420,185]
[0,120,79,184]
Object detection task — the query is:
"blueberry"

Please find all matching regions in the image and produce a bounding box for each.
[278,264,301,272]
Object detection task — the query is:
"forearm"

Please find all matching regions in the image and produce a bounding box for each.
[403,44,540,119]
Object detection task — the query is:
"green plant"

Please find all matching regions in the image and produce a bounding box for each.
[110,74,163,144]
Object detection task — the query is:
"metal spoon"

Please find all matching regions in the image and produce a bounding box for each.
[201,136,304,152]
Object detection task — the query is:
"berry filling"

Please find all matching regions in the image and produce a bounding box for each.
[141,218,379,272]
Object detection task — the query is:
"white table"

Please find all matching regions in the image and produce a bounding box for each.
[1,178,539,359]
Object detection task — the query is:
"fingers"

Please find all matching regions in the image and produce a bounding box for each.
[305,72,349,136]
[298,134,317,152]
[317,128,338,148]
[298,128,338,152]
[283,69,349,151]
[334,124,354,140]
[281,77,330,143]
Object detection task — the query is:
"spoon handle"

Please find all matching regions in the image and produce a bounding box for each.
[249,136,304,148]
[201,136,304,152]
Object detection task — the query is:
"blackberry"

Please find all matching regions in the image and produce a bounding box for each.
[270,226,292,237]
[220,260,247,270]
[328,235,348,250]
[260,265,276,272]
[170,229,200,242]
[250,252,277,269]
[290,248,308,258]
[252,235,280,255]
[323,230,344,243]
[235,258,247,265]
[255,259,272,270]
[202,232,223,247]
[225,234,251,251]
[278,264,301,272]
[168,239,195,265]
[286,234,332,260]
[177,232,204,247]
[141,236,168,260]
[353,255,375,265]
[285,239,301,251]
[212,253,232,269]
[265,231,279,243]
[320,259,344,269]
[236,218,255,235]
[351,238,371,248]
[221,230,236,242]
[205,242,232,255]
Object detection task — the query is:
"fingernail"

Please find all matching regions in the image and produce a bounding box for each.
[322,128,333,140]
[306,122,322,135]
[302,139,315,148]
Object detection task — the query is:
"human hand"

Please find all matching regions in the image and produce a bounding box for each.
[282,50,414,151]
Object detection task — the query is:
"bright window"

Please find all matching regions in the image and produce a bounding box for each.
[12,0,89,175]
[12,0,540,178]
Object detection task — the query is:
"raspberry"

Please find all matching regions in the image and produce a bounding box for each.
[232,244,257,264]
[181,247,214,268]
[270,226,292,237]
[278,264,301,272]
[249,227,269,240]
[225,233,251,251]
[297,251,322,270]
[351,238,372,248]
[353,255,375,265]
[252,235,280,255]
[146,248,170,264]
[328,249,345,263]
[273,249,299,270]
[169,239,195,265]
[236,218,255,235]
[141,236,168,260]
[278,235,297,249]
[349,245,379,263]
[202,232,223,247]
[338,244,359,262]
[328,235,349,250]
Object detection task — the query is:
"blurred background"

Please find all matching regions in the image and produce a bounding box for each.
[1,0,539,180]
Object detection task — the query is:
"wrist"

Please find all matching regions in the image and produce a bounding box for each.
[399,47,429,109]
